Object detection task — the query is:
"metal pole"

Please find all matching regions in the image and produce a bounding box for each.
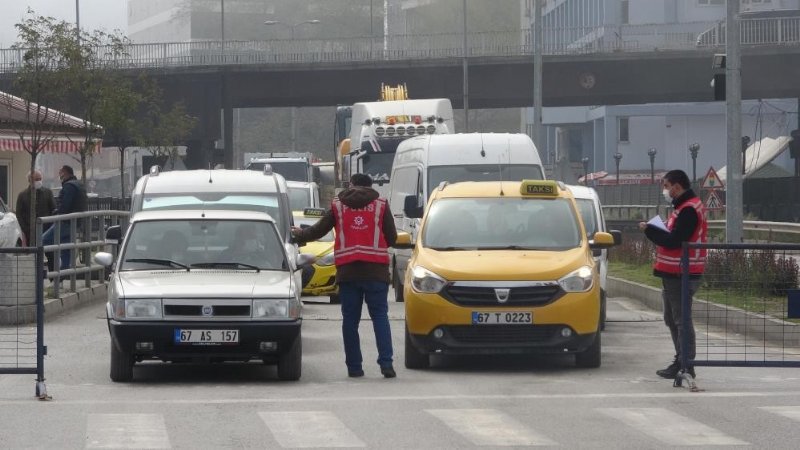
[221,0,225,43]
[532,0,543,147]
[291,107,297,153]
[75,0,81,42]
[462,0,469,132]
[726,0,743,243]
[370,0,374,37]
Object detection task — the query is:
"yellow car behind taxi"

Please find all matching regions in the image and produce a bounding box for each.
[396,180,617,369]
[294,209,339,303]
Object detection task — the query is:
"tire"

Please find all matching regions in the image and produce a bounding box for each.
[110,342,134,382]
[600,290,607,331]
[392,260,405,303]
[329,293,340,304]
[575,331,601,368]
[277,333,302,381]
[404,327,429,369]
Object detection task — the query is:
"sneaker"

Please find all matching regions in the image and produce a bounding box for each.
[348,368,364,378]
[656,360,680,379]
[380,365,396,378]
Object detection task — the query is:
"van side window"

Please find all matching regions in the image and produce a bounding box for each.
[390,167,419,211]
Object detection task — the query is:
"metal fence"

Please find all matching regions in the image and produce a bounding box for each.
[676,243,800,391]
[0,246,47,398]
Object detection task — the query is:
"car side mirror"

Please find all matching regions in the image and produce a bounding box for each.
[589,231,615,250]
[610,230,623,245]
[394,231,415,249]
[403,195,424,219]
[94,252,114,267]
[105,225,121,243]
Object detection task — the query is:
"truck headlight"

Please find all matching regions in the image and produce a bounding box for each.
[123,299,163,319]
[317,252,335,266]
[410,266,447,294]
[558,266,594,292]
[253,299,299,319]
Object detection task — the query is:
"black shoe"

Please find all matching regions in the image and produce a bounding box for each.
[656,360,680,379]
[348,369,364,378]
[380,365,396,378]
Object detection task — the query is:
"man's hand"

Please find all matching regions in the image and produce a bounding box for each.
[638,222,647,231]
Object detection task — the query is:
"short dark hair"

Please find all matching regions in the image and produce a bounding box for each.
[350,173,373,187]
[663,169,691,189]
[61,165,75,176]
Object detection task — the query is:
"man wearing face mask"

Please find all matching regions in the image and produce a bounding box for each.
[638,169,707,380]
[15,170,56,246]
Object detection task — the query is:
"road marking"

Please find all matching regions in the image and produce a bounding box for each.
[259,411,365,448]
[426,408,557,446]
[760,406,800,421]
[86,413,170,449]
[598,407,748,446]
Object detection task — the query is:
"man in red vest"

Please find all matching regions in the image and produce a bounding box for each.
[292,173,398,378]
[639,169,707,380]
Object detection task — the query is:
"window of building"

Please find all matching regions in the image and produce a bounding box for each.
[618,117,630,143]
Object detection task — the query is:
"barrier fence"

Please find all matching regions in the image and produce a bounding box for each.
[0,246,47,398]
[678,242,800,390]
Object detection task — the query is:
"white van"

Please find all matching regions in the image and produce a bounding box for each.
[388,133,545,301]
[286,181,321,211]
[567,185,622,329]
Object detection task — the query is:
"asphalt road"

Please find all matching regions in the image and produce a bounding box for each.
[2,293,800,448]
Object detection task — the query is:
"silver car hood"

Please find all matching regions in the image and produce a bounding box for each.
[117,270,294,298]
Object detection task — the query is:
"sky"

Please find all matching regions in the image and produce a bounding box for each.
[0,0,128,48]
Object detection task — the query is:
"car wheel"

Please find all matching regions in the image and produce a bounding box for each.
[600,289,607,331]
[109,342,134,382]
[392,260,405,303]
[575,331,601,368]
[277,333,302,381]
[329,293,340,304]
[404,327,429,369]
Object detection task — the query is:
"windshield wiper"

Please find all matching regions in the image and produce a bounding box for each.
[190,262,261,272]
[476,245,544,250]
[428,246,475,251]
[124,258,190,270]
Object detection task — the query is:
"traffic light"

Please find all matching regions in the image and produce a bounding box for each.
[790,130,800,159]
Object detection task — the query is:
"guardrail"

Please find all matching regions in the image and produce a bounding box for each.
[1,17,798,72]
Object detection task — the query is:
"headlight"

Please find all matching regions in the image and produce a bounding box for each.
[123,299,162,319]
[317,252,335,266]
[410,266,447,294]
[253,299,300,319]
[558,266,594,292]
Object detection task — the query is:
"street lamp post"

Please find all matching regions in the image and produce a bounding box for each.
[689,143,700,183]
[613,152,623,185]
[581,156,590,185]
[647,147,657,184]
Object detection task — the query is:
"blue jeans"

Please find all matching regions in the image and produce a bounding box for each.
[339,280,393,371]
[42,222,73,271]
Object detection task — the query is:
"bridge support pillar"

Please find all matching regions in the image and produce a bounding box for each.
[222,75,234,169]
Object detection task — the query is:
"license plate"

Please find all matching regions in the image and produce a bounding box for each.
[174,329,239,344]
[471,312,532,325]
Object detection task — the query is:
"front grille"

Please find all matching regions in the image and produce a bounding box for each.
[447,325,560,344]
[443,285,563,307]
[163,304,251,317]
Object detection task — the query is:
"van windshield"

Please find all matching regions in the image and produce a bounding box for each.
[141,194,284,236]
[422,197,580,250]
[427,165,544,194]
[359,152,395,186]
[288,187,311,211]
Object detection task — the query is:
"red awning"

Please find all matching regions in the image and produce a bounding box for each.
[0,134,101,154]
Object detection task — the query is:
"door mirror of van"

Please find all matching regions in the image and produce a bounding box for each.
[403,195,424,219]
[609,230,623,245]
[394,231,415,249]
[105,225,121,243]
[589,231,615,250]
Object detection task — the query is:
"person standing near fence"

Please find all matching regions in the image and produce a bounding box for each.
[14,170,55,246]
[638,169,707,379]
[42,165,88,271]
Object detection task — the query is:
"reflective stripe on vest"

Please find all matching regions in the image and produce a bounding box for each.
[332,197,390,265]
[654,197,707,275]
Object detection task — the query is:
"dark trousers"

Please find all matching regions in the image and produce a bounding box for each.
[661,276,701,363]
[338,280,393,371]
[42,223,72,271]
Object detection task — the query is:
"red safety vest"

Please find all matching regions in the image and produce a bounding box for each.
[654,197,708,275]
[331,197,390,266]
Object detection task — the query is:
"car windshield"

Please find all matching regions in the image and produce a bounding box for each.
[288,187,311,211]
[120,219,288,271]
[359,151,395,186]
[248,161,309,182]
[294,217,334,242]
[422,197,581,250]
[575,198,599,236]
[427,165,544,194]
[141,194,284,236]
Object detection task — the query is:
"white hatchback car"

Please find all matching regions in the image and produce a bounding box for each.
[0,197,21,247]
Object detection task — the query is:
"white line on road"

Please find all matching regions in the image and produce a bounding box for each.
[86,413,170,449]
[598,407,749,446]
[427,408,557,446]
[760,406,800,421]
[259,411,365,448]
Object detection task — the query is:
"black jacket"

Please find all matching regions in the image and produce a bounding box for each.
[644,189,701,278]
[15,186,56,243]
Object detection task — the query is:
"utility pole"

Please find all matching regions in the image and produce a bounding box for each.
[532,0,543,148]
[75,0,81,42]
[462,0,469,132]
[726,0,743,243]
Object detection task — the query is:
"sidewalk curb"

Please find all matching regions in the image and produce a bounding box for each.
[0,284,106,325]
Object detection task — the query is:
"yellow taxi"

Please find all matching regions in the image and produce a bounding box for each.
[397,180,616,369]
[294,208,339,303]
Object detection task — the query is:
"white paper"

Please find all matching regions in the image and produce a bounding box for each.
[647,215,669,232]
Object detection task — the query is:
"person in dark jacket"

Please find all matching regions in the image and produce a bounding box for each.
[15,170,56,246]
[292,173,398,378]
[42,165,88,270]
[639,169,707,380]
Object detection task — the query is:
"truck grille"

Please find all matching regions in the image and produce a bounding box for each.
[447,325,560,344]
[443,285,563,307]
[164,304,251,317]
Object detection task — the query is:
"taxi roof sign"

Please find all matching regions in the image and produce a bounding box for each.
[303,207,326,217]
[520,180,559,196]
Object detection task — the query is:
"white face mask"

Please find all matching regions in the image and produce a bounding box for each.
[33,181,43,189]
[662,189,672,202]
